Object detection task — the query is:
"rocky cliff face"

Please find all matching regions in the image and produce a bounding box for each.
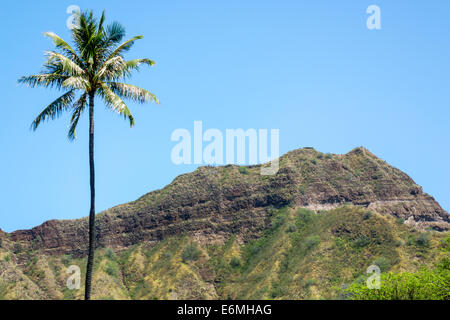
[8,147,449,257]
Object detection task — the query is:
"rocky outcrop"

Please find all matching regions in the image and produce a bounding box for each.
[8,147,449,256]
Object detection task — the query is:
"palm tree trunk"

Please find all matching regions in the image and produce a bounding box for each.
[85,92,96,300]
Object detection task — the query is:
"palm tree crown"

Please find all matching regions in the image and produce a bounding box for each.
[19,10,158,139]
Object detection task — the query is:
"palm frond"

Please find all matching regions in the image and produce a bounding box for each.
[126,58,156,68]
[68,92,87,140]
[118,58,155,79]
[98,58,155,81]
[41,60,66,76]
[45,51,85,77]
[31,91,75,130]
[97,11,106,34]
[95,56,125,81]
[62,76,90,90]
[105,22,126,45]
[72,11,100,64]
[98,83,134,127]
[18,74,69,89]
[109,82,159,104]
[43,32,82,66]
[105,35,143,61]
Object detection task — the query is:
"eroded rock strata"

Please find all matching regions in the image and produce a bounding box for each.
[9,147,449,256]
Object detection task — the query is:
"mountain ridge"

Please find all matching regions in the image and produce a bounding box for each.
[5,147,449,258]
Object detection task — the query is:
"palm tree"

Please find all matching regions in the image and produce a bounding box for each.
[19,10,158,300]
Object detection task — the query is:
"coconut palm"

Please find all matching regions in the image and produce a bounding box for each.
[18,10,158,300]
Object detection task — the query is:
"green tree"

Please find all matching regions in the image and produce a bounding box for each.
[346,236,450,300]
[18,10,158,300]
[346,265,449,300]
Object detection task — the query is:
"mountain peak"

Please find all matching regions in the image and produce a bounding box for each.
[8,147,449,257]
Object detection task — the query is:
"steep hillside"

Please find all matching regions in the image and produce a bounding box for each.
[0,147,448,300]
[0,206,448,300]
[9,147,449,256]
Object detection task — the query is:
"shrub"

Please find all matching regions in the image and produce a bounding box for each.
[407,235,417,246]
[4,255,10,262]
[286,224,297,233]
[13,243,22,254]
[61,255,73,267]
[346,263,449,300]
[182,243,201,262]
[416,233,430,247]
[251,246,261,256]
[304,278,317,288]
[267,206,276,216]
[374,257,391,272]
[105,248,117,260]
[296,208,316,224]
[299,185,307,195]
[105,261,119,277]
[363,211,372,220]
[131,279,152,298]
[238,167,249,175]
[395,217,404,225]
[230,256,241,268]
[354,275,366,284]
[440,236,450,248]
[304,235,320,250]
[355,235,370,248]
[270,284,287,298]
[272,215,285,229]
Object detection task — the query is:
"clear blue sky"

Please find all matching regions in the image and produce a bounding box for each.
[1,0,449,232]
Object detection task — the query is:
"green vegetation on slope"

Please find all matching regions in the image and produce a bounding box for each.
[0,205,448,300]
[207,205,447,299]
[345,237,449,300]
